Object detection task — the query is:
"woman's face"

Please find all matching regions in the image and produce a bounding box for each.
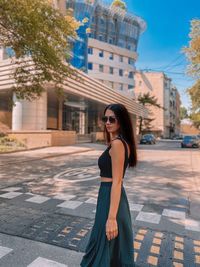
[104,109,120,135]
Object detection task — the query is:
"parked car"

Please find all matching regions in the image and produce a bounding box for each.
[140,134,156,145]
[181,135,200,148]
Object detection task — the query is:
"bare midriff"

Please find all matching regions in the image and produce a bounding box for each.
[100,177,113,182]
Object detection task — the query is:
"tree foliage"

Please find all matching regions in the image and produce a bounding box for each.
[183,20,200,110]
[184,19,200,78]
[188,80,200,111]
[183,19,200,127]
[180,106,189,120]
[137,92,164,134]
[190,112,200,129]
[111,0,127,11]
[0,0,80,101]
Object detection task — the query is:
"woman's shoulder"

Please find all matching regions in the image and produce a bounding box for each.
[110,135,125,145]
[110,137,125,151]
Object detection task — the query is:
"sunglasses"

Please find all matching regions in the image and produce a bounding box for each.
[101,116,117,124]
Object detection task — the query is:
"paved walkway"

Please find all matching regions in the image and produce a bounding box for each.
[0,145,95,166]
[0,233,83,267]
[0,141,200,266]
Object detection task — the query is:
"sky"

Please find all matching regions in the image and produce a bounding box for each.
[123,0,200,109]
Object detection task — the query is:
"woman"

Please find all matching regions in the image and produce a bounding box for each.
[80,103,137,267]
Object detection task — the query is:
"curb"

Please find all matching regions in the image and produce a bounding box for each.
[0,146,48,155]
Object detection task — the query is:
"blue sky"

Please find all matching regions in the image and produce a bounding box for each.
[123,0,200,109]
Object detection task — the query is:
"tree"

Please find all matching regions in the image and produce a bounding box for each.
[189,112,200,129]
[111,0,127,11]
[0,0,80,101]
[183,20,200,111]
[183,19,200,128]
[187,80,200,112]
[184,19,200,78]
[137,92,164,134]
[180,106,189,120]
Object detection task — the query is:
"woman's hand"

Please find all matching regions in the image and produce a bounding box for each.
[106,218,118,241]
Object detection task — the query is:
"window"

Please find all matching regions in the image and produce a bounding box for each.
[118,40,125,48]
[128,71,134,78]
[99,35,103,41]
[109,38,113,44]
[109,67,114,74]
[119,83,123,90]
[100,18,104,25]
[99,50,104,58]
[119,56,123,62]
[128,58,135,65]
[99,64,104,72]
[88,62,93,70]
[88,47,93,54]
[109,53,114,60]
[88,33,94,38]
[128,85,134,90]
[110,22,115,32]
[119,69,123,77]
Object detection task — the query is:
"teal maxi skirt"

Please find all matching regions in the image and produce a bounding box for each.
[80,182,135,267]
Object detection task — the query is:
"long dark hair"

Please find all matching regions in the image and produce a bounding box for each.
[103,103,137,168]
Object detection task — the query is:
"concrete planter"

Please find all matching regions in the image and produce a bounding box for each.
[7,130,76,149]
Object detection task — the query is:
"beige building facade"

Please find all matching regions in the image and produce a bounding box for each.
[0,59,148,148]
[134,71,181,138]
[88,38,136,98]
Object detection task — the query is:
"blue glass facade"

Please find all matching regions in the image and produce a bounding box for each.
[66,0,97,72]
[66,0,146,72]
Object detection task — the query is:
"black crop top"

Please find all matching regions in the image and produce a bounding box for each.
[98,135,129,178]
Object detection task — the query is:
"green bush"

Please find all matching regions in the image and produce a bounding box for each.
[0,136,25,147]
[0,132,6,138]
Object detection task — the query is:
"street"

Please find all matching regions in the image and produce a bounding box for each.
[0,140,200,267]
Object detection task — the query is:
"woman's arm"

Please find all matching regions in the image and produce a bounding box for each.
[106,139,125,241]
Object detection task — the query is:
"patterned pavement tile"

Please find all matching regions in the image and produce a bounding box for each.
[129,203,144,212]
[1,187,22,192]
[25,195,51,204]
[84,197,97,204]
[0,245,13,259]
[52,194,76,201]
[162,209,186,219]
[27,257,68,267]
[185,218,200,232]
[136,211,161,224]
[0,188,199,237]
[57,200,83,209]
[0,192,23,199]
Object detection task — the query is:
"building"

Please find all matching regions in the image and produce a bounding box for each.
[0,0,148,148]
[0,59,148,148]
[134,71,181,138]
[64,0,146,97]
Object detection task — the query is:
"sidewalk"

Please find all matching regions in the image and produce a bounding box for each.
[0,145,96,166]
[0,232,83,267]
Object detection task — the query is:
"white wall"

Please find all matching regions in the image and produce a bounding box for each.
[12,91,47,130]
